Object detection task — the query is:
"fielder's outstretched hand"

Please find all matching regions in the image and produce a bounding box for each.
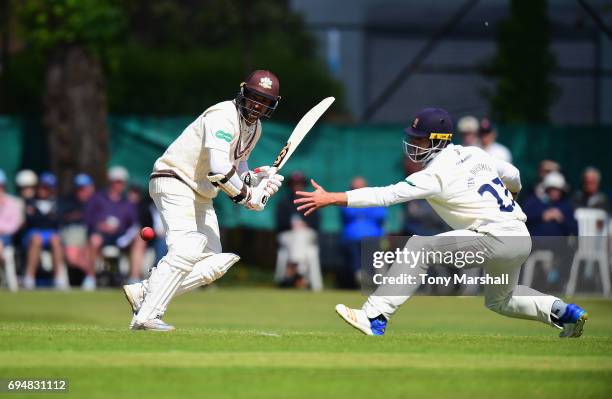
[294,179,347,216]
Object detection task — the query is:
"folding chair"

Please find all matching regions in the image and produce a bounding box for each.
[565,208,610,297]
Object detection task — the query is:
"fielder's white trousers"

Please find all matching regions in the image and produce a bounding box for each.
[363,222,559,326]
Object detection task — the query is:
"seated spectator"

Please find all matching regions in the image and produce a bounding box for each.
[0,170,24,288]
[457,115,480,147]
[61,174,95,226]
[573,167,609,213]
[59,173,95,277]
[12,170,38,280]
[275,172,322,290]
[276,172,320,232]
[22,172,68,290]
[126,185,167,284]
[15,169,38,202]
[479,118,512,162]
[524,160,561,201]
[340,176,386,288]
[276,216,321,290]
[125,185,145,284]
[523,172,577,236]
[84,166,138,290]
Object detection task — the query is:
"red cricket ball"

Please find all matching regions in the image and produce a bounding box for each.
[140,226,155,241]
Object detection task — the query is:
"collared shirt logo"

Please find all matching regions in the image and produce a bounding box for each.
[215,130,233,142]
[259,77,273,89]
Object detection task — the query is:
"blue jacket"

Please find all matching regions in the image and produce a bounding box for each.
[341,207,387,241]
[523,194,577,236]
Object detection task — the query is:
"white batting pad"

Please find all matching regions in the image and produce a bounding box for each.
[176,253,240,296]
[135,261,188,324]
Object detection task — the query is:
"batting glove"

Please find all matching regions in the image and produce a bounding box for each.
[245,184,267,211]
[263,173,284,196]
[242,166,277,187]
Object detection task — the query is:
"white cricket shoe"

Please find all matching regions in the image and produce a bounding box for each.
[130,315,175,332]
[122,283,145,314]
[23,275,35,290]
[54,275,70,291]
[81,276,96,291]
[335,304,387,336]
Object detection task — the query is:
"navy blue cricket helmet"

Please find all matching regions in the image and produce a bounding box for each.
[403,108,454,163]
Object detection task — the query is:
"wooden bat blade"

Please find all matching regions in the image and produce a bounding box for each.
[272,96,335,170]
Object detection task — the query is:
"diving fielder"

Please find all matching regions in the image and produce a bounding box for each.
[123,70,284,331]
[295,108,588,338]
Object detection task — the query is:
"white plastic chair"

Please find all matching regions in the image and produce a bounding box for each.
[521,250,554,286]
[565,208,610,297]
[40,249,70,289]
[275,228,323,291]
[99,245,130,274]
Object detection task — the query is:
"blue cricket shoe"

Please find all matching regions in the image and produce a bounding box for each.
[556,303,588,338]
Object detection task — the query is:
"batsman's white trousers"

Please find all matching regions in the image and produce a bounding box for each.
[149,177,221,255]
[363,221,559,326]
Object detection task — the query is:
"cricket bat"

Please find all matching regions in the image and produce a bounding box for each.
[259,96,335,204]
[271,96,335,170]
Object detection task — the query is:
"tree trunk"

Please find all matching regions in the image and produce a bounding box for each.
[44,45,109,196]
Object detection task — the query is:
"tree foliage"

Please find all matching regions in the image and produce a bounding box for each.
[4,0,343,119]
[490,0,557,123]
[15,0,125,53]
[124,0,312,52]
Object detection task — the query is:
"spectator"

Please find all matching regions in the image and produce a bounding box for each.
[84,166,138,290]
[0,170,24,287]
[340,177,386,288]
[0,170,23,245]
[15,169,38,202]
[573,167,609,213]
[479,118,512,162]
[22,172,68,290]
[275,172,322,290]
[523,172,577,236]
[126,185,146,284]
[60,174,95,226]
[126,185,167,284]
[276,171,320,232]
[12,170,38,280]
[457,115,480,147]
[525,160,561,201]
[59,173,95,279]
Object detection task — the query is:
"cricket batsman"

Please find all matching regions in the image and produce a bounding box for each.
[295,107,588,338]
[123,70,284,331]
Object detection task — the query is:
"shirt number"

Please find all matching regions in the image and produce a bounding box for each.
[478,177,515,212]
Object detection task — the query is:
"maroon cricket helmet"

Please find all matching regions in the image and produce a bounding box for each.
[236,70,281,123]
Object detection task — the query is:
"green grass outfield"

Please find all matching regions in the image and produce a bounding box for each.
[1,289,611,399]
